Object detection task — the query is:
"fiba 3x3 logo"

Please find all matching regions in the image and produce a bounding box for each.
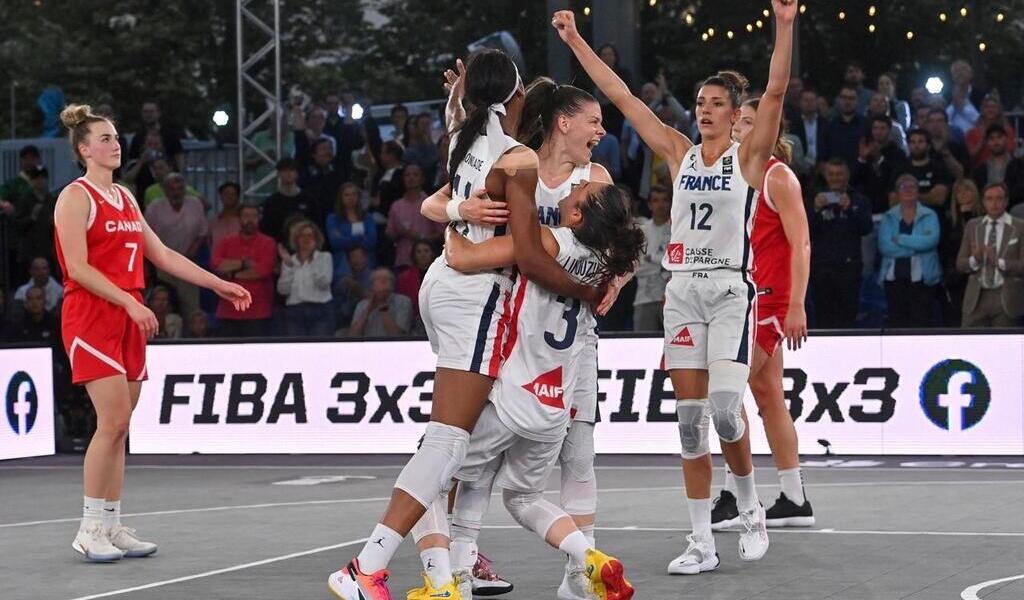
[919,360,991,432]
[5,371,38,435]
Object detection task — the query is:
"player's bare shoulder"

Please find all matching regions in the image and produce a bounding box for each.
[494,145,538,176]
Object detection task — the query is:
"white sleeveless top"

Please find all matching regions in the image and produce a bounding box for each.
[494,227,600,441]
[663,141,757,273]
[535,162,593,227]
[446,124,522,246]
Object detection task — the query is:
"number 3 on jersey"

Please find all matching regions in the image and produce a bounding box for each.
[689,202,713,230]
[545,296,581,350]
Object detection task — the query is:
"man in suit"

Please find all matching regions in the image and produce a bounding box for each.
[957,182,1024,327]
[793,88,827,173]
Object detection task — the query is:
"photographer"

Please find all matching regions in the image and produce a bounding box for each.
[809,158,873,327]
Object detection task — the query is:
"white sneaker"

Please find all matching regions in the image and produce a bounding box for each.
[453,568,473,600]
[72,521,123,562]
[107,524,158,557]
[557,561,595,600]
[738,504,770,561]
[667,533,719,575]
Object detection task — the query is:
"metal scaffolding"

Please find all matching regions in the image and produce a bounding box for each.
[236,0,282,198]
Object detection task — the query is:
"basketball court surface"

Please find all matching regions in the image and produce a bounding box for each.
[3,454,1023,599]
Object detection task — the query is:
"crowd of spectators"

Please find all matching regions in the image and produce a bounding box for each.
[3,56,1024,351]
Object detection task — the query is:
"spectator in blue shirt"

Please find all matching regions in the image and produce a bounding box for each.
[878,173,942,327]
[326,182,377,281]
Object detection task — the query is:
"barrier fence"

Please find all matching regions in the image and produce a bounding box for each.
[3,331,1022,461]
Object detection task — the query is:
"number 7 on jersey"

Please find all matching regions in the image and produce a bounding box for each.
[125,242,139,272]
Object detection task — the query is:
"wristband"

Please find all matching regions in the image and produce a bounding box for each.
[446,198,466,221]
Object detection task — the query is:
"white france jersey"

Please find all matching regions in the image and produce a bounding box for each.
[664,141,757,273]
[535,162,592,226]
[446,126,522,248]
[492,227,600,442]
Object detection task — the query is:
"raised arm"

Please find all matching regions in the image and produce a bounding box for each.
[553,11,691,166]
[443,59,467,132]
[739,0,796,187]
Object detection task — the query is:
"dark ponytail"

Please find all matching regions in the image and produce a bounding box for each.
[447,49,520,188]
[574,185,646,284]
[518,77,597,149]
[700,70,750,108]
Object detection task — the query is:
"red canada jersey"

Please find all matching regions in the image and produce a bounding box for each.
[56,178,146,293]
[750,157,792,306]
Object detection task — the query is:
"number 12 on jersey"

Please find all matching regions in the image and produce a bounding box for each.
[689,202,713,230]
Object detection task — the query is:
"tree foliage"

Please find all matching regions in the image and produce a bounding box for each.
[2,0,1023,140]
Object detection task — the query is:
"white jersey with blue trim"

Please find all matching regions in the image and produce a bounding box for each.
[664,141,757,273]
[492,227,600,442]
[445,126,522,247]
[535,162,593,227]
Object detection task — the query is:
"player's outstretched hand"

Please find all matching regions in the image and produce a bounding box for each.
[126,301,159,339]
[784,303,808,351]
[772,0,799,24]
[459,188,508,226]
[215,280,253,312]
[551,11,581,44]
[443,58,466,97]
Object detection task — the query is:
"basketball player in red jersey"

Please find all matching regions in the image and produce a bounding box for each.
[713,97,814,530]
[54,104,251,562]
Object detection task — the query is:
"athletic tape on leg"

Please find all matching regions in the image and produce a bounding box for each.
[559,421,597,514]
[395,421,470,508]
[676,399,710,459]
[503,489,566,539]
[708,360,750,443]
[410,493,450,543]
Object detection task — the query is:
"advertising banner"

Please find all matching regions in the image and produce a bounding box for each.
[0,347,56,460]
[130,335,1024,455]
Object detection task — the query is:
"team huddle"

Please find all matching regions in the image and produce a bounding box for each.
[54,2,807,599]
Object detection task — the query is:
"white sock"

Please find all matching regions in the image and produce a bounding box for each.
[420,546,453,588]
[558,530,591,568]
[450,539,478,571]
[733,471,758,513]
[687,497,712,538]
[578,523,596,547]
[723,466,737,494]
[779,468,805,505]
[356,523,403,573]
[82,496,104,528]
[103,500,121,531]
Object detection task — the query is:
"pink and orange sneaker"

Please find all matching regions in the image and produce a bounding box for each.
[328,558,393,600]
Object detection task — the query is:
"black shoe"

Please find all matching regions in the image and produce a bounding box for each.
[764,492,815,527]
[710,490,740,530]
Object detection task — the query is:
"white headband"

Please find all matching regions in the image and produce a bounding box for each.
[489,62,522,117]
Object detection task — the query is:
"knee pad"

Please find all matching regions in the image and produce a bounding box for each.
[410,492,450,543]
[559,421,596,482]
[502,489,566,538]
[708,360,750,443]
[676,400,710,459]
[395,421,470,508]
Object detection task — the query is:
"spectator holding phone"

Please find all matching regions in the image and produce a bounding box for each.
[809,158,873,327]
